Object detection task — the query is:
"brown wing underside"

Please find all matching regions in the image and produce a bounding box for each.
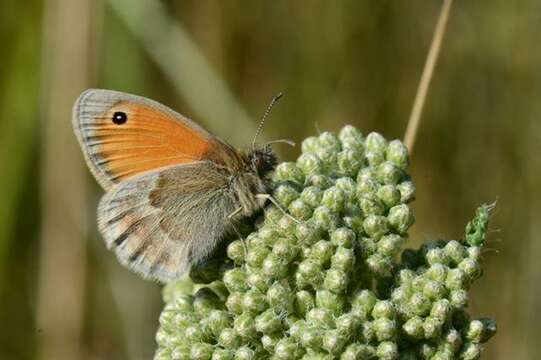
[97,162,238,282]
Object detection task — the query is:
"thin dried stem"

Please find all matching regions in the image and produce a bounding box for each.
[404,0,453,154]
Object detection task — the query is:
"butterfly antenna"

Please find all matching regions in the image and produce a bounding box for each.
[252,92,284,150]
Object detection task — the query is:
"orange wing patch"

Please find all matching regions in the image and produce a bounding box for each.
[85,102,211,182]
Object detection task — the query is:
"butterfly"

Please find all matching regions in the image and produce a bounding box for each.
[73,89,286,282]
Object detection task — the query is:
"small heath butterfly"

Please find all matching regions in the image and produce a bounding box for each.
[73,89,285,282]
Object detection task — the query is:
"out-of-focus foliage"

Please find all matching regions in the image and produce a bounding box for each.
[1,1,540,359]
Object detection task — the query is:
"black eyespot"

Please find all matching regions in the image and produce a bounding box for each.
[112,111,127,125]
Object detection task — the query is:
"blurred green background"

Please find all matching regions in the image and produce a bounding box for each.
[1,0,539,359]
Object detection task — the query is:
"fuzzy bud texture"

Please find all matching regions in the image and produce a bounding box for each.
[154,126,496,360]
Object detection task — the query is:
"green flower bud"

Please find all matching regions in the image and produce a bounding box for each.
[376,341,398,360]
[359,195,386,216]
[426,264,448,283]
[262,254,289,279]
[331,247,355,271]
[365,132,387,152]
[458,258,483,281]
[289,319,307,340]
[242,289,267,314]
[233,313,256,339]
[337,149,363,177]
[366,254,394,277]
[386,140,409,170]
[234,346,256,360]
[245,245,270,268]
[460,342,481,360]
[301,136,320,153]
[297,153,324,176]
[274,184,300,208]
[272,237,299,263]
[426,248,447,266]
[316,289,345,314]
[363,215,390,239]
[423,316,444,339]
[339,125,364,151]
[295,222,321,246]
[330,228,356,248]
[376,162,403,185]
[316,148,339,171]
[307,174,334,189]
[335,177,357,197]
[423,280,447,300]
[408,293,432,317]
[465,204,493,247]
[373,318,397,341]
[312,206,340,230]
[343,215,365,235]
[322,329,348,355]
[291,292,313,318]
[377,184,402,208]
[402,316,424,339]
[258,226,279,245]
[204,310,231,336]
[321,187,346,213]
[372,300,396,319]
[446,269,467,290]
[297,259,324,288]
[377,234,405,257]
[227,241,245,264]
[310,240,335,266]
[299,326,323,350]
[190,343,214,360]
[274,338,302,359]
[267,281,294,313]
[307,308,335,329]
[246,270,271,292]
[335,313,361,334]
[255,309,283,334]
[288,198,314,221]
[225,292,243,315]
[388,204,415,234]
[397,180,416,203]
[430,299,452,321]
[218,328,241,348]
[324,268,349,293]
[467,246,482,262]
[444,328,462,352]
[340,343,376,360]
[319,131,342,150]
[449,289,469,308]
[223,269,248,293]
[212,349,234,360]
[356,177,379,197]
[444,240,467,265]
[274,162,304,185]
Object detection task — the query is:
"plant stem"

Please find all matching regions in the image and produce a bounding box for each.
[404,0,453,154]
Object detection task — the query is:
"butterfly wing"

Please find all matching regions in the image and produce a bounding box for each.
[73,89,238,190]
[98,162,237,282]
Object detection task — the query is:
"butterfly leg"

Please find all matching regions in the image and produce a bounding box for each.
[256,194,301,224]
[228,207,248,255]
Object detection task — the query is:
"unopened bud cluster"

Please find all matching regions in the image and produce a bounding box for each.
[154,126,496,359]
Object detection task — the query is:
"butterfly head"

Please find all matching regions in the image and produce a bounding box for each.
[248,145,278,177]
